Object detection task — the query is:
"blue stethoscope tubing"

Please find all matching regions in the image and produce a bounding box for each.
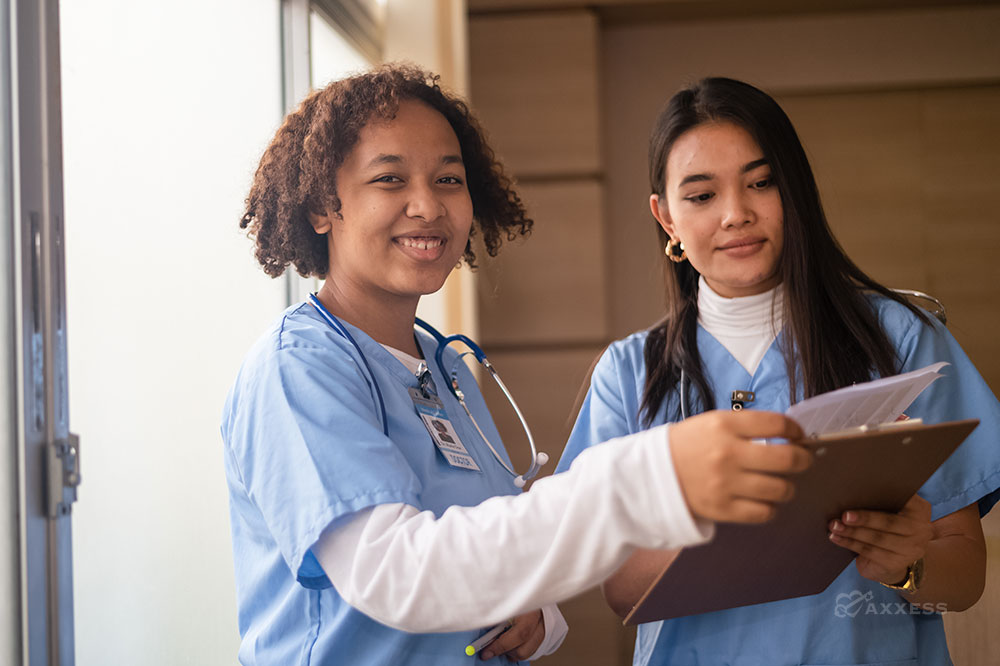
[307,293,548,488]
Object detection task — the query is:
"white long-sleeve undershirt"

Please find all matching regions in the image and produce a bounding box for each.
[697,276,784,375]
[313,423,714,640]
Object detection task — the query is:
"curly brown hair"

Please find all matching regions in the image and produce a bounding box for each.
[240,63,531,278]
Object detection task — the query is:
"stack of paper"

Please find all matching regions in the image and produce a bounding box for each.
[786,362,949,436]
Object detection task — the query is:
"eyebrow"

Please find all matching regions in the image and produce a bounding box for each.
[677,157,770,187]
[365,153,465,168]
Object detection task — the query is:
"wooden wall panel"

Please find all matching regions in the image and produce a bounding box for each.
[778,86,1000,395]
[478,346,603,479]
[477,181,607,346]
[778,92,927,289]
[921,87,1000,394]
[468,11,600,177]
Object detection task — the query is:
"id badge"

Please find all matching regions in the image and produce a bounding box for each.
[409,388,481,471]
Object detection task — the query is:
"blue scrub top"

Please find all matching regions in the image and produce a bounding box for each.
[557,296,1000,666]
[222,302,525,665]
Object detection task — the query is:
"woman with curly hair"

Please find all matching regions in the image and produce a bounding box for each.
[221,65,812,665]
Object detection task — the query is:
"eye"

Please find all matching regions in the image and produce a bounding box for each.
[750,177,772,190]
[684,192,714,204]
[437,176,465,185]
[372,175,403,184]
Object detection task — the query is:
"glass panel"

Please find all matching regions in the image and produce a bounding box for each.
[310,8,373,89]
[59,1,286,664]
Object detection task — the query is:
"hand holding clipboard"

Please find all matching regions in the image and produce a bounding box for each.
[624,363,974,625]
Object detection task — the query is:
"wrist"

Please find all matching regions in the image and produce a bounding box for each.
[880,557,925,593]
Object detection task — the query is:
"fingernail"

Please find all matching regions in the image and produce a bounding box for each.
[831,520,843,532]
[829,532,839,541]
[844,512,857,523]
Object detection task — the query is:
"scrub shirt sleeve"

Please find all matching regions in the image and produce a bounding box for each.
[890,308,1000,520]
[226,343,422,589]
[557,344,635,473]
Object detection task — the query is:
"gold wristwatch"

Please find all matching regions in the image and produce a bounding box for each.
[881,557,925,593]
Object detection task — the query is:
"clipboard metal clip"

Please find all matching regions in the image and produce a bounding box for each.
[809,418,924,441]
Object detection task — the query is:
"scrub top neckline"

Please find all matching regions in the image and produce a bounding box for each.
[697,323,786,387]
[382,342,424,375]
[302,304,428,389]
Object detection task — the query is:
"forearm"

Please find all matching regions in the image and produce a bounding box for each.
[602,548,681,617]
[896,533,986,612]
[316,424,713,633]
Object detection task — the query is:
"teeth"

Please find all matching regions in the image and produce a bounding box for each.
[398,237,444,250]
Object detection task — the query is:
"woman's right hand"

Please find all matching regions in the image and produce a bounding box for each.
[669,410,811,523]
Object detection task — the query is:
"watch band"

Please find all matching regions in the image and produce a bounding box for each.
[880,557,925,593]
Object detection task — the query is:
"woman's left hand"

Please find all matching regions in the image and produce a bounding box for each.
[479,610,545,662]
[828,494,934,588]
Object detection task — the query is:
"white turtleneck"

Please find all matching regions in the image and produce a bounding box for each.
[697,276,784,375]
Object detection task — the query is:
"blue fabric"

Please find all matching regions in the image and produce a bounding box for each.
[222,302,524,665]
[557,296,1000,666]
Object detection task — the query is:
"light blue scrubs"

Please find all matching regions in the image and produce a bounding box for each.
[558,296,1000,666]
[222,302,525,665]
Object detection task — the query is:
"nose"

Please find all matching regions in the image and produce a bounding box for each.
[406,182,446,223]
[720,190,754,229]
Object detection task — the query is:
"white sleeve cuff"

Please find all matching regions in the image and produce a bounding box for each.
[526,603,568,660]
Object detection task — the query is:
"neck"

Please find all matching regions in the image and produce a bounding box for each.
[315,280,421,357]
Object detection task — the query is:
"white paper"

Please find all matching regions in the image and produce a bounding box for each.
[786,362,949,436]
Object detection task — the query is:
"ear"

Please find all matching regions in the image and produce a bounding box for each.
[308,210,333,235]
[649,194,677,239]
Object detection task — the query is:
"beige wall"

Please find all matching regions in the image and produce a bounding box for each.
[469,3,1000,665]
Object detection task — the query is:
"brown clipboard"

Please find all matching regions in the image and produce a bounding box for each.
[624,418,979,626]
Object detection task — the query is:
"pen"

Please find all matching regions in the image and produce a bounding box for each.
[464,620,513,656]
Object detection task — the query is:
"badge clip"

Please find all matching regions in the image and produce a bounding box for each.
[415,362,434,398]
[731,390,755,411]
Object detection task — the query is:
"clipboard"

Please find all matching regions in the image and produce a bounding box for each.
[624,418,979,625]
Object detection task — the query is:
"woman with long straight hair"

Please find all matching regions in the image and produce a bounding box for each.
[558,77,1000,665]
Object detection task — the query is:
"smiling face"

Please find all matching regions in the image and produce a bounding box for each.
[311,99,473,308]
[650,121,784,298]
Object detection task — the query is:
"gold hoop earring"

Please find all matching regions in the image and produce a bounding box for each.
[665,238,687,263]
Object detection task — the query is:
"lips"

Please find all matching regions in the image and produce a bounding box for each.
[395,236,444,251]
[718,237,765,250]
[393,234,449,261]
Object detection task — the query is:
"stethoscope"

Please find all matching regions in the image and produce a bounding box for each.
[307,293,548,488]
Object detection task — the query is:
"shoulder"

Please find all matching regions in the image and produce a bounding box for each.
[227,303,369,409]
[597,330,651,377]
[245,302,362,369]
[864,293,932,343]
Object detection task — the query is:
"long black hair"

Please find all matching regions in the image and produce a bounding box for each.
[641,77,928,425]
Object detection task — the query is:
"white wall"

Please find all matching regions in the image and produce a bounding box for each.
[60,1,285,663]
